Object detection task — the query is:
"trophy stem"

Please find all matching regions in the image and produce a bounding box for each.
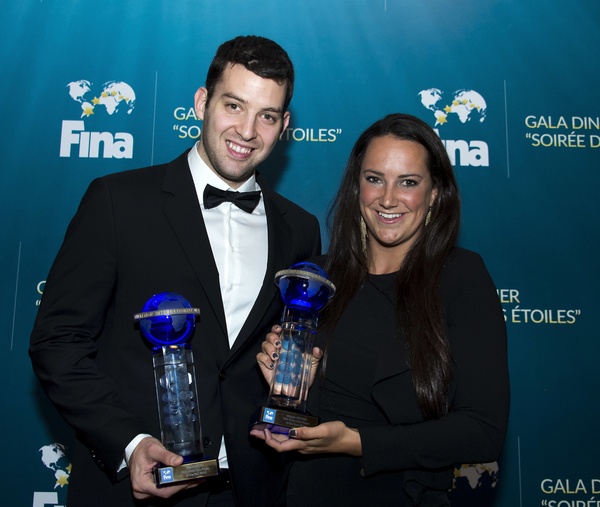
[269,307,317,410]
[153,344,203,460]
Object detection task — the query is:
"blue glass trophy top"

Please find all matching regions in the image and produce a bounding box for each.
[274,262,336,312]
[133,292,200,346]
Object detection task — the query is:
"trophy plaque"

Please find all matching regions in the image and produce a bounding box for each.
[255,262,336,434]
[134,292,219,486]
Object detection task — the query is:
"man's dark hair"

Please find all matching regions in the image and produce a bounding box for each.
[205,35,294,110]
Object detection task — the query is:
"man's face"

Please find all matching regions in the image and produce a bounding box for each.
[194,64,290,189]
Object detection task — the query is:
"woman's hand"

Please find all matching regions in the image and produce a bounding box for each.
[250,421,362,457]
[256,324,323,386]
[256,325,284,385]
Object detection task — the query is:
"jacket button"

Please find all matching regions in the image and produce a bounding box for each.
[203,437,212,448]
[219,373,226,381]
[90,449,105,470]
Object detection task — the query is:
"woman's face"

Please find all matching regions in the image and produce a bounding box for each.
[359,135,437,264]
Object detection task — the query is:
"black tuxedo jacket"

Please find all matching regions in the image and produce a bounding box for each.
[29,151,321,506]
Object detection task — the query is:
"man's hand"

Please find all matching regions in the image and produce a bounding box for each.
[128,437,201,500]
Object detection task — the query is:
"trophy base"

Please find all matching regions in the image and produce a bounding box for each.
[253,406,319,435]
[154,458,220,486]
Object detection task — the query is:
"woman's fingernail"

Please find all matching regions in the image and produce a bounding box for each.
[288,429,297,438]
[268,362,274,369]
[275,340,281,347]
[272,352,278,359]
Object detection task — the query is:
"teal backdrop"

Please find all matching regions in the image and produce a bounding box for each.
[2,1,599,505]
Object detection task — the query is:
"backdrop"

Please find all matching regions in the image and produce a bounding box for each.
[2,1,599,506]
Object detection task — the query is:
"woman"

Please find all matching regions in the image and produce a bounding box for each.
[252,114,509,506]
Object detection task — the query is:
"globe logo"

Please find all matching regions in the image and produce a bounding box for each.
[448,462,500,506]
[67,80,136,118]
[39,443,71,488]
[419,88,487,126]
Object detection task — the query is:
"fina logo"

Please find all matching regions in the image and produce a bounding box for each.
[418,88,489,167]
[60,80,136,159]
[32,443,70,507]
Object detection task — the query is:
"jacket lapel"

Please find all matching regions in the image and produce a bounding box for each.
[159,151,228,336]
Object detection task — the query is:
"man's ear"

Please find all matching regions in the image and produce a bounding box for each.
[194,87,208,120]
[279,111,291,140]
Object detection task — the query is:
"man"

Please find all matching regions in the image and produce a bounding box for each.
[29,35,321,507]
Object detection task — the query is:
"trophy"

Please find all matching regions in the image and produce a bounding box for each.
[255,262,335,434]
[134,292,219,486]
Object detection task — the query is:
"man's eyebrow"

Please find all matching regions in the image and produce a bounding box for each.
[222,92,247,104]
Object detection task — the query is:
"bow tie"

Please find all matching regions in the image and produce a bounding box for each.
[203,184,262,213]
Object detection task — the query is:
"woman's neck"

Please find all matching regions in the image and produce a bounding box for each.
[367,246,405,275]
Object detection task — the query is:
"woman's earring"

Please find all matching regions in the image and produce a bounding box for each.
[425,206,432,226]
[360,216,368,255]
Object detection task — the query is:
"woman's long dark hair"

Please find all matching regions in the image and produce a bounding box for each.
[322,114,460,420]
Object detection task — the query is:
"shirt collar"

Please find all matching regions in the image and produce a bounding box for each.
[187,141,259,194]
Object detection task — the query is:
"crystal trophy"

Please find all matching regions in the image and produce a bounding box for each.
[134,292,219,486]
[255,262,336,434]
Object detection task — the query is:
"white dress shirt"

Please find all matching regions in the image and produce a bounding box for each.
[188,142,269,469]
[188,143,268,348]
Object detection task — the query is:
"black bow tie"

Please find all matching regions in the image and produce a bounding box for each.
[203,184,262,213]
